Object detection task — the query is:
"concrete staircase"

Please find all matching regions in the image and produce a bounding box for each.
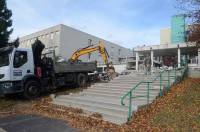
[52,70,181,124]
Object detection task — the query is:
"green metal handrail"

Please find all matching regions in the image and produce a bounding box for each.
[121,81,153,120]
[120,70,166,121]
[120,66,188,121]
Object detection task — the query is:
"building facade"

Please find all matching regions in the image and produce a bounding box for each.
[160,28,171,45]
[19,24,132,65]
[133,15,200,78]
[160,15,187,45]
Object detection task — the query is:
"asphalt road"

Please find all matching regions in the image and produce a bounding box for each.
[0,114,76,132]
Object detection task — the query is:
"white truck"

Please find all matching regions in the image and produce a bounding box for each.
[0,41,97,99]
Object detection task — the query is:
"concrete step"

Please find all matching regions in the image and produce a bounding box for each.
[105,84,167,89]
[113,74,179,81]
[90,85,162,90]
[92,85,160,90]
[57,94,153,107]
[97,82,167,85]
[85,89,160,96]
[92,84,164,89]
[52,100,128,124]
[51,70,181,125]
[111,78,151,81]
[92,84,136,88]
[57,96,128,108]
[53,98,128,116]
[95,81,170,86]
[81,91,158,101]
[113,77,152,80]
[115,76,176,80]
[83,91,158,98]
[88,88,161,95]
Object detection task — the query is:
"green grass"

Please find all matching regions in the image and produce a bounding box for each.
[151,81,200,131]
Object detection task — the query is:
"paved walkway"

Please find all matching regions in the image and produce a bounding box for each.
[0,114,76,132]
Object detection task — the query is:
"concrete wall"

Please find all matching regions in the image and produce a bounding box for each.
[113,64,127,74]
[59,24,132,64]
[188,67,200,78]
[19,24,132,65]
[19,25,62,56]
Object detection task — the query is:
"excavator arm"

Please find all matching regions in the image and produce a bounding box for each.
[70,46,99,61]
[70,41,109,66]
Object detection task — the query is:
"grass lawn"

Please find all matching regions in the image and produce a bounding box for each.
[151,79,200,131]
[129,78,200,131]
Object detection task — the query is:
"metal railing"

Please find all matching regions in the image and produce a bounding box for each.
[120,66,188,121]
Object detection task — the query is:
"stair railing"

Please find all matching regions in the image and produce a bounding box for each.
[120,65,188,121]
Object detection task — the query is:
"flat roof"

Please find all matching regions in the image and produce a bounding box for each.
[134,43,196,51]
[134,43,198,56]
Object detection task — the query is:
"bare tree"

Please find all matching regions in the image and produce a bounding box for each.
[177,0,200,46]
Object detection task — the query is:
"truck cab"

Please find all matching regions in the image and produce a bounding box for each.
[0,46,35,97]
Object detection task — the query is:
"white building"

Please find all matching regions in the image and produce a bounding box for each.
[160,28,171,45]
[19,24,132,65]
[134,43,200,78]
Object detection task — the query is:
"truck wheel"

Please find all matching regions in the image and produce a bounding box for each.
[77,73,87,87]
[23,80,41,99]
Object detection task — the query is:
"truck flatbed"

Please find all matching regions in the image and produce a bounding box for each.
[54,61,97,73]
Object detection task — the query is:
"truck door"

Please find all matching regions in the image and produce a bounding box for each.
[12,50,32,81]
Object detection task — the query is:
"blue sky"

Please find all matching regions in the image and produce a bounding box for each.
[7,0,179,48]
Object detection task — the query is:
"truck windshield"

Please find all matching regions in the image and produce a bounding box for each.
[0,47,13,67]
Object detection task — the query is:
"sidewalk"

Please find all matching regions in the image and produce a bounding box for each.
[0,114,76,132]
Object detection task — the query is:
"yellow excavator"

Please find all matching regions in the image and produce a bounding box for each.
[69,41,115,79]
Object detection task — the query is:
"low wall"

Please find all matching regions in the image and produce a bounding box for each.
[188,67,200,78]
[113,64,127,74]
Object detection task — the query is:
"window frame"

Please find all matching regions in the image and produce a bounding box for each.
[13,51,28,68]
